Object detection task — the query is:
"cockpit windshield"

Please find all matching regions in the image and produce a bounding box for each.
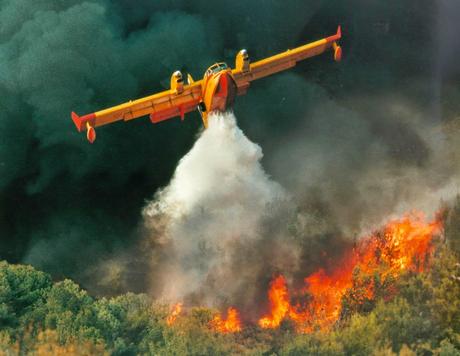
[205,62,228,76]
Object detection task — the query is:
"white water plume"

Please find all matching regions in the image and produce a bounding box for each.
[142,112,297,306]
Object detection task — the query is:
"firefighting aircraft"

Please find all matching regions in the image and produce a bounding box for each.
[71,26,342,143]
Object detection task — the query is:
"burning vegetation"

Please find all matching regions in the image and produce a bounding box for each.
[166,302,183,326]
[166,212,443,335]
[210,307,243,334]
[257,213,442,333]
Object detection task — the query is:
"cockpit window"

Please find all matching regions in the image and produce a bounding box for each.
[205,62,228,76]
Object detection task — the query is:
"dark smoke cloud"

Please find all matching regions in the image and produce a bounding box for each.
[0,0,459,304]
[0,0,224,276]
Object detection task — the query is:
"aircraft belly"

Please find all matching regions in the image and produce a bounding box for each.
[207,72,237,113]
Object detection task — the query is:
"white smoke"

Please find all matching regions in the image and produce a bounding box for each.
[142,112,296,306]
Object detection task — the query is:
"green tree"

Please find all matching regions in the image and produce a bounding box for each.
[0,261,52,333]
[427,247,460,344]
[93,293,167,355]
[40,279,100,344]
[373,297,432,352]
[334,312,383,356]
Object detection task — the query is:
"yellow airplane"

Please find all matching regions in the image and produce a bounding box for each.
[72,26,342,143]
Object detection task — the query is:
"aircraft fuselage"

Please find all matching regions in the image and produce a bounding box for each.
[200,65,238,127]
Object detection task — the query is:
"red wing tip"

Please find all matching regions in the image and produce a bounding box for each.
[326,26,342,43]
[71,111,82,131]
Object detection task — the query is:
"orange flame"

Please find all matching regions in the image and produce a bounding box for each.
[210,307,242,333]
[258,275,290,328]
[166,303,183,326]
[257,213,442,332]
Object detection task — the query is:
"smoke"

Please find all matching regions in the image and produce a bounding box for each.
[264,85,459,236]
[0,0,224,273]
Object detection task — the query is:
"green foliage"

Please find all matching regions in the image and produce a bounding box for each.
[428,247,460,338]
[445,196,460,255]
[373,297,431,352]
[439,338,460,356]
[93,294,167,355]
[40,279,101,344]
[0,260,52,333]
[280,332,343,356]
[335,312,383,356]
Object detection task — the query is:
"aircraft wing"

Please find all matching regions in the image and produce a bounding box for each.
[232,26,342,92]
[71,80,203,143]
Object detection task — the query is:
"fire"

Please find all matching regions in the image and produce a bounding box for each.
[210,307,242,333]
[166,303,183,326]
[166,213,442,334]
[362,214,440,275]
[258,276,290,328]
[257,213,442,332]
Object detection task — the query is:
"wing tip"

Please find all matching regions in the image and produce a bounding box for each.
[325,25,342,43]
[71,111,97,140]
[71,111,83,132]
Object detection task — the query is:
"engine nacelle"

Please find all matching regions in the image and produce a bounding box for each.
[235,49,250,72]
[171,70,184,94]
